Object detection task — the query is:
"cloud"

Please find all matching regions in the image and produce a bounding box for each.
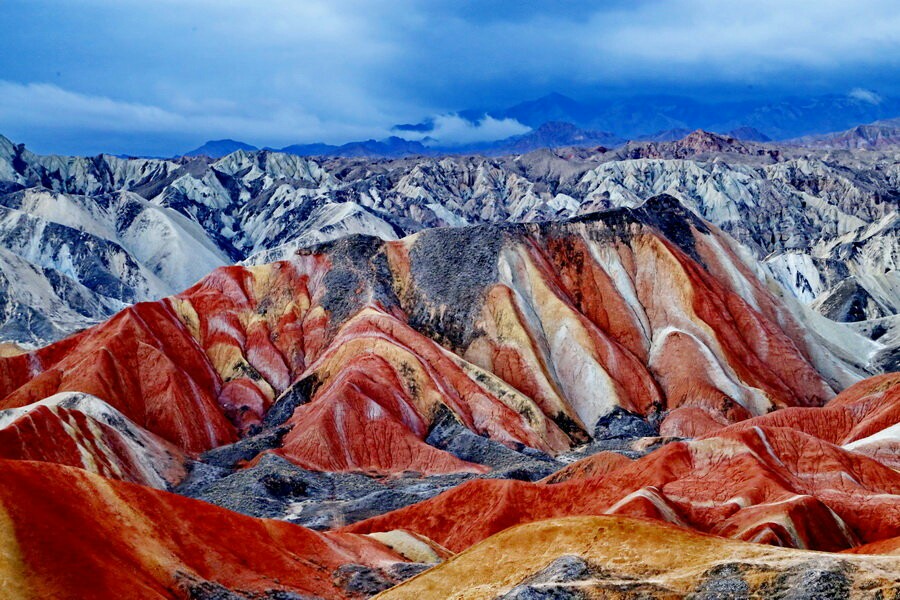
[449,1,897,94]
[849,88,883,104]
[398,114,531,145]
[1,0,898,154]
[0,81,529,154]
[0,82,183,132]
[0,81,393,155]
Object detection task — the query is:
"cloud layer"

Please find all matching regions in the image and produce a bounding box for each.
[400,115,531,146]
[1,0,898,154]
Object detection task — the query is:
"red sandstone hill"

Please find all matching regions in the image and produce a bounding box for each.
[344,375,900,554]
[0,196,859,480]
[0,392,187,489]
[0,459,416,600]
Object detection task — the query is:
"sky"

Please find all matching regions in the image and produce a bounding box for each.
[2,0,899,155]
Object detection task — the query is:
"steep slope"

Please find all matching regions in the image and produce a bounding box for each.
[0,198,865,485]
[0,459,414,600]
[0,246,119,343]
[0,300,238,453]
[0,392,188,489]
[375,516,900,600]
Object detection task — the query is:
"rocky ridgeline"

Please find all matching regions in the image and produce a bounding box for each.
[0,132,897,355]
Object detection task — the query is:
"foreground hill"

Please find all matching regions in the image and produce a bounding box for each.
[0,459,422,600]
[345,374,900,554]
[375,516,900,599]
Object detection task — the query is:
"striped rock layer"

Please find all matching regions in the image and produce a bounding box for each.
[0,195,896,597]
[0,392,186,489]
[0,196,856,479]
[345,375,900,553]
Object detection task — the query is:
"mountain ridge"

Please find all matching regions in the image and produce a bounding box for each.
[181,112,899,161]
[1,131,897,359]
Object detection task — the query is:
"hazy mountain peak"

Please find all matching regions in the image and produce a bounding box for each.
[788,117,900,149]
[726,126,771,142]
[184,139,259,158]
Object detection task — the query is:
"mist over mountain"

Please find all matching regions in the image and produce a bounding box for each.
[181,91,900,159]
[406,90,900,142]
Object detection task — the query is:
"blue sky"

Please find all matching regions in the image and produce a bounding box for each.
[2,0,899,155]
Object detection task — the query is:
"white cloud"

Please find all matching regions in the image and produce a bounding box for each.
[400,114,531,145]
[0,82,183,132]
[849,88,883,104]
[0,81,393,151]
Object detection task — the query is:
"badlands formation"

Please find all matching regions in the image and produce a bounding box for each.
[0,134,897,598]
[0,131,897,362]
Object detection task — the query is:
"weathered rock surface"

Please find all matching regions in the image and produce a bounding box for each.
[0,199,860,481]
[0,160,896,597]
[373,516,900,600]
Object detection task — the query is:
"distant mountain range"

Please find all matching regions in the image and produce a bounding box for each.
[183,91,900,159]
[451,91,900,140]
[279,136,430,159]
[183,118,898,160]
[184,139,259,157]
[182,123,621,159]
[787,117,900,149]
